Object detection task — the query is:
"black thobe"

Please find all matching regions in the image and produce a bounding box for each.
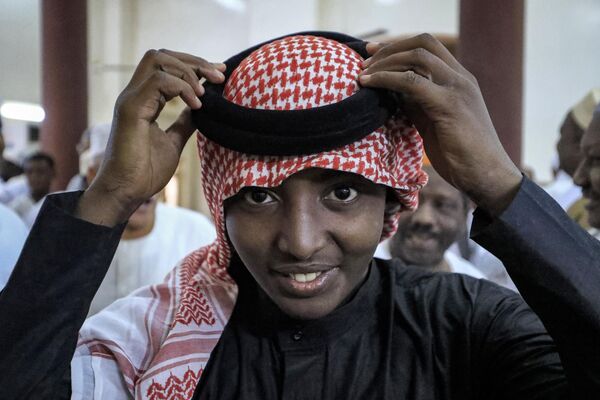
[0,178,599,399]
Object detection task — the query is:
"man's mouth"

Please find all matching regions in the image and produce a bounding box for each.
[272,266,339,297]
[405,232,439,248]
[288,271,323,283]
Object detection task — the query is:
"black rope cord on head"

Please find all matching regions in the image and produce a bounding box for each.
[191,31,402,156]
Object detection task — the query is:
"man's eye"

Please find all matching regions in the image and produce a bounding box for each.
[435,200,458,211]
[243,190,275,205]
[325,186,358,202]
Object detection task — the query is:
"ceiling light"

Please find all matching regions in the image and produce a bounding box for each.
[0,101,45,123]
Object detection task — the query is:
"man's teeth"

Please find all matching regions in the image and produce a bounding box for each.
[289,271,322,283]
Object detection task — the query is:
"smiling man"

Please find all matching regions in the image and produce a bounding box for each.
[225,169,390,320]
[1,32,600,399]
[388,165,485,278]
[574,103,600,236]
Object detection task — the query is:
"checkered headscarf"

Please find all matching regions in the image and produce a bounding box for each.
[195,34,427,282]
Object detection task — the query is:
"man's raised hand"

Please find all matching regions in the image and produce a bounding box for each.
[359,34,522,215]
[77,49,225,226]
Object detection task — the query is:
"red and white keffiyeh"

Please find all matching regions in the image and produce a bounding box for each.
[74,35,427,399]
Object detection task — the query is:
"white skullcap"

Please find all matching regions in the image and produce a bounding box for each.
[571,89,600,130]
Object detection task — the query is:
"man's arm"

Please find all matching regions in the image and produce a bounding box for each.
[472,177,600,397]
[0,50,226,398]
[360,34,600,396]
[0,192,125,399]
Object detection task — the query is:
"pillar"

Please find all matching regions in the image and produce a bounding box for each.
[41,0,88,190]
[458,0,524,166]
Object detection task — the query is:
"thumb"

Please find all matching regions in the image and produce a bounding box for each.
[166,107,196,154]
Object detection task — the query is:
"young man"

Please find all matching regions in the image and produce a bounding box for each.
[1,32,599,399]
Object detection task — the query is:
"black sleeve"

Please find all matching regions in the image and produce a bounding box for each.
[470,280,566,399]
[471,177,600,398]
[0,192,125,399]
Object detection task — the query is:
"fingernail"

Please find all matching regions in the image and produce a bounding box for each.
[197,84,205,95]
[362,58,372,67]
[359,75,371,84]
[215,63,227,71]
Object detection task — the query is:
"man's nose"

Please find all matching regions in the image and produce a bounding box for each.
[276,202,327,261]
[411,202,436,227]
[573,159,589,188]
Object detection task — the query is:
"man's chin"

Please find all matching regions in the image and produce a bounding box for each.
[400,251,444,269]
[271,294,342,320]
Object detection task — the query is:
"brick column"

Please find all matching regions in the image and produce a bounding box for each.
[41,0,88,190]
[458,0,524,166]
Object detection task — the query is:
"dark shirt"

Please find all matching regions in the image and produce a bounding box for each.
[196,256,563,399]
[0,178,599,399]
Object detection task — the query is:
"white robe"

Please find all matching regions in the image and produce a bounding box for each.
[89,202,216,315]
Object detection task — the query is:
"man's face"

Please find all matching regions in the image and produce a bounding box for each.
[557,113,584,177]
[574,112,600,228]
[225,168,388,320]
[389,167,466,267]
[24,159,54,197]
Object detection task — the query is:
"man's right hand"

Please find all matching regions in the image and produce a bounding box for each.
[76,49,226,226]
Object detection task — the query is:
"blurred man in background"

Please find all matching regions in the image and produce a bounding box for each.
[8,152,55,227]
[546,89,600,211]
[574,103,600,240]
[382,166,485,278]
[86,151,217,315]
[66,123,111,192]
[0,118,27,204]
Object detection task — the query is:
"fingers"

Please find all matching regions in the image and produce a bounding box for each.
[359,33,477,111]
[121,49,228,122]
[166,107,196,154]
[156,49,226,83]
[364,34,464,74]
[120,70,202,124]
[361,49,457,85]
[128,49,226,106]
[359,70,444,105]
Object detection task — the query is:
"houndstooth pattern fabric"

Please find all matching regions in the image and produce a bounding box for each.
[75,34,426,399]
[225,35,362,110]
